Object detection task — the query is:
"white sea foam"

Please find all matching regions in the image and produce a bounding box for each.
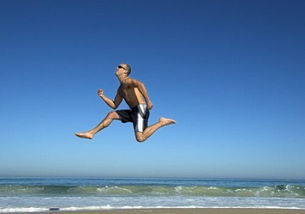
[1,205,305,213]
[96,186,133,194]
[0,207,48,213]
[1,196,305,213]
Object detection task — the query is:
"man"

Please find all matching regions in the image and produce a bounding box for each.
[75,63,176,142]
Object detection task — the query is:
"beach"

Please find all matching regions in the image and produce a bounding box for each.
[46,208,305,214]
[1,177,305,213]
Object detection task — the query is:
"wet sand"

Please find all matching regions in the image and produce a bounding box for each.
[46,208,305,214]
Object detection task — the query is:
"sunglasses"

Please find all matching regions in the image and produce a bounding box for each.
[117,65,126,70]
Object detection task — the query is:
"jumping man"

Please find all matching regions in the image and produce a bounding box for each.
[75,63,176,142]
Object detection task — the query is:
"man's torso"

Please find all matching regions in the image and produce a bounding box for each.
[118,83,145,108]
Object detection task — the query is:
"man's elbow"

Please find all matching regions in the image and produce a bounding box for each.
[110,104,117,109]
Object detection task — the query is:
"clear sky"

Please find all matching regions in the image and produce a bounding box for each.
[1,0,305,179]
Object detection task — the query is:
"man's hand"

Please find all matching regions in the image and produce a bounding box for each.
[97,89,104,97]
[147,100,153,110]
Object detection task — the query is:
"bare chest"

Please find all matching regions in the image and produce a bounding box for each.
[119,86,143,104]
[120,86,134,98]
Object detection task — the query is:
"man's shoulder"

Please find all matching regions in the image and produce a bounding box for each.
[123,77,140,85]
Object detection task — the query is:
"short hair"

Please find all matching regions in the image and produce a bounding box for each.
[124,64,131,76]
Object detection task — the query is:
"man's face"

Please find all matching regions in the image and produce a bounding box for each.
[115,64,127,76]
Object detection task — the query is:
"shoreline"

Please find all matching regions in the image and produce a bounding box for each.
[44,208,305,214]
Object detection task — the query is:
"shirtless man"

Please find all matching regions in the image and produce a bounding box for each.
[75,63,176,142]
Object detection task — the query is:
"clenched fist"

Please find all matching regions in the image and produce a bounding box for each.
[97,89,104,97]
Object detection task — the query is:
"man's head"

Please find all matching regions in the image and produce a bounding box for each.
[116,63,131,76]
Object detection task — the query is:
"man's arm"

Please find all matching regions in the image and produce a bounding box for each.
[98,89,122,109]
[127,79,153,110]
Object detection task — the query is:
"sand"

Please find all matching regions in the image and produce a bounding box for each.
[45,208,305,214]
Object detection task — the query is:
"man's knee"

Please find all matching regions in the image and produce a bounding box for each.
[135,132,146,143]
[102,111,119,128]
[107,111,119,120]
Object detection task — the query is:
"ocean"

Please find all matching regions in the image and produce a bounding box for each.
[0,177,305,213]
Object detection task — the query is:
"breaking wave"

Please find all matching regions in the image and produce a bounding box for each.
[1,184,305,198]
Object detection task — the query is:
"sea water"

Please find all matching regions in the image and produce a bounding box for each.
[0,177,305,213]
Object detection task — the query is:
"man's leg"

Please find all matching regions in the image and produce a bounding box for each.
[75,111,121,139]
[135,117,176,143]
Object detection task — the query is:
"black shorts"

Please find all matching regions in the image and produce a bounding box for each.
[116,104,150,133]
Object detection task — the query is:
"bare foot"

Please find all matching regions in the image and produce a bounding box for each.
[159,117,176,126]
[75,132,93,139]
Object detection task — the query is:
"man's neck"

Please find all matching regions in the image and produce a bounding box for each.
[117,74,129,84]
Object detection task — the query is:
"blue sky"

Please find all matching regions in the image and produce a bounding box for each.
[0,0,305,179]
